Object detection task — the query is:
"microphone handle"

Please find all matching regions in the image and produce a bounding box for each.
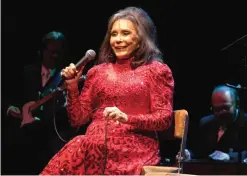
[75,56,94,71]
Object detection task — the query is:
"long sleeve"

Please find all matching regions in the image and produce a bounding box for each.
[66,67,97,127]
[128,63,174,131]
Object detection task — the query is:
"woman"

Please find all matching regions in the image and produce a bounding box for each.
[41,7,174,175]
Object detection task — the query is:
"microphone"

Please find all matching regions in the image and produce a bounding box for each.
[75,49,96,71]
[56,49,96,90]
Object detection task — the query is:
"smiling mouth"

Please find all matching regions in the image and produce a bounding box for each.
[115,46,127,49]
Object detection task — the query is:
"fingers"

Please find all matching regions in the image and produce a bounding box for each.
[243,158,247,164]
[9,108,21,115]
[12,107,21,114]
[70,63,77,72]
[61,63,78,79]
[210,151,230,161]
[10,112,22,118]
[209,150,218,158]
[184,149,191,160]
[103,107,128,123]
[103,107,117,117]
[109,112,121,124]
[109,111,117,118]
[9,106,21,113]
[185,149,189,154]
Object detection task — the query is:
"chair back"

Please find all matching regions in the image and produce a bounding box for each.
[142,109,189,175]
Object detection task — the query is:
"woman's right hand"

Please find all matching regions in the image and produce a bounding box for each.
[61,63,82,89]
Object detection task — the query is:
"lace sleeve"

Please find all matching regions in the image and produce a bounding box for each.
[66,67,97,127]
[128,63,174,131]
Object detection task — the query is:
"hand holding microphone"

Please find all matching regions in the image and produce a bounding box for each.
[61,49,96,90]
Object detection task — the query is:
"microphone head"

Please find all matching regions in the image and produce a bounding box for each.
[86,49,96,60]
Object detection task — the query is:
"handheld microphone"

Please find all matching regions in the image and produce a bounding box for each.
[57,49,96,90]
[75,49,96,71]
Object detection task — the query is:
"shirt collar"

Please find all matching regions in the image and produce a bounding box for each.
[41,64,56,76]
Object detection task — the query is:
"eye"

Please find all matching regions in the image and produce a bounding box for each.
[111,32,117,37]
[122,31,130,36]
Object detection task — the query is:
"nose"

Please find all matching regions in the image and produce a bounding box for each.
[215,109,229,117]
[115,34,123,43]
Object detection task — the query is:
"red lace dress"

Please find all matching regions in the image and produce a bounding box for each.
[40,60,174,175]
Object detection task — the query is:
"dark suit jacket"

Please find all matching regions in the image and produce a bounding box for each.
[192,111,247,160]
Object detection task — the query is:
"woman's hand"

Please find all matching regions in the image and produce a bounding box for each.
[61,63,82,90]
[103,107,128,123]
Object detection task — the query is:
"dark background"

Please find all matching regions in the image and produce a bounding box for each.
[2,1,247,148]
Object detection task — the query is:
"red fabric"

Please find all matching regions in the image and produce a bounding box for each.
[41,60,174,175]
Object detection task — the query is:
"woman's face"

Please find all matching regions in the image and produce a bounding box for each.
[110,19,140,60]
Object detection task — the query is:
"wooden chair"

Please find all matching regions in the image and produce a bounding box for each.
[142,109,189,175]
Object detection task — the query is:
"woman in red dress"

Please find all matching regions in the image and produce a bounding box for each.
[41,6,174,175]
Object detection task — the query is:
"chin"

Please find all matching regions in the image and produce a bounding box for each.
[115,53,131,59]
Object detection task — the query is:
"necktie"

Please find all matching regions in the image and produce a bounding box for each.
[217,126,226,142]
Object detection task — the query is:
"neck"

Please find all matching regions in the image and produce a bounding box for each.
[114,58,133,71]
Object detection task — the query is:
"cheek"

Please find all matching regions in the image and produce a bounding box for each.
[110,37,114,46]
[130,36,139,48]
[110,42,115,51]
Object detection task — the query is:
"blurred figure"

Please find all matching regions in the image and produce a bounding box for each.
[2,31,76,174]
[179,84,247,163]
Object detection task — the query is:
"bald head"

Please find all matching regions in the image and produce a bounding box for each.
[212,85,238,104]
[211,85,239,125]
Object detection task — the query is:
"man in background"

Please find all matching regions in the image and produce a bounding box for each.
[182,84,247,163]
[2,31,77,174]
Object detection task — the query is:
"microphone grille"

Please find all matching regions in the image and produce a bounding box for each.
[86,49,96,59]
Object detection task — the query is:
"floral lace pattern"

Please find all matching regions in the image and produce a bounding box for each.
[41,60,174,175]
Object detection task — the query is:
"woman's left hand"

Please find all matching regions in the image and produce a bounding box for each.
[103,107,128,123]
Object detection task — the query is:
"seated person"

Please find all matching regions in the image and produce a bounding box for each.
[182,84,247,163]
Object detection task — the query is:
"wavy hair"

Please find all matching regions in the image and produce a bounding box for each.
[98,7,163,68]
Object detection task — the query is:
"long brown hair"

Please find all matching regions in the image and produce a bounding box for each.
[98,7,163,68]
